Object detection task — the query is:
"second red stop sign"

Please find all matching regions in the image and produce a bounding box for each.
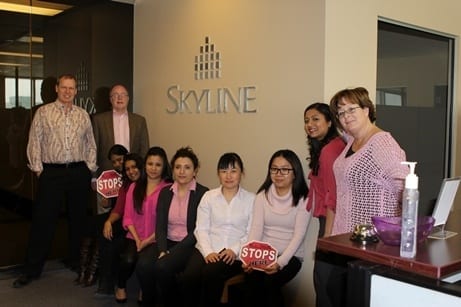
[240,240,278,271]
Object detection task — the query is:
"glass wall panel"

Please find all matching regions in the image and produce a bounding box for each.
[377,20,454,216]
[0,1,134,268]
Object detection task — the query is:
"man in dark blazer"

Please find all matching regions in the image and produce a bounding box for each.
[91,84,149,296]
[92,84,149,176]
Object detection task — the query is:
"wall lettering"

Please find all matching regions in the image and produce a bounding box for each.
[166,85,257,114]
[75,97,95,114]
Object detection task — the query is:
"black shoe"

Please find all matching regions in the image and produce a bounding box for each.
[115,297,127,304]
[12,275,35,288]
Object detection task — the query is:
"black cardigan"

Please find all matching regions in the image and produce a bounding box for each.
[155,182,209,253]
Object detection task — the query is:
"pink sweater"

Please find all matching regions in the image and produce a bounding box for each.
[247,185,311,268]
[332,132,408,235]
[306,136,346,217]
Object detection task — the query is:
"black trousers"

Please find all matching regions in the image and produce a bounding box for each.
[314,216,350,307]
[180,248,243,307]
[314,251,350,307]
[153,240,195,307]
[23,163,91,277]
[314,216,330,307]
[135,242,160,306]
[118,239,158,289]
[243,256,302,307]
[97,217,126,291]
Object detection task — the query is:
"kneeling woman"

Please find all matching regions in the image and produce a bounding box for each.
[243,149,311,307]
[180,152,255,307]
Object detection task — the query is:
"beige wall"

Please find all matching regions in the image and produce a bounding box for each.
[324,0,461,211]
[134,0,461,306]
[134,0,325,193]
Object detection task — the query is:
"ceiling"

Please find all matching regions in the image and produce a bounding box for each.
[0,2,449,80]
[0,0,106,78]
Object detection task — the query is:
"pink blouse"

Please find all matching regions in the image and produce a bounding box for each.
[167,180,197,242]
[123,180,171,241]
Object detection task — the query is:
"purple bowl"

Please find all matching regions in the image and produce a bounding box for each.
[371,216,435,246]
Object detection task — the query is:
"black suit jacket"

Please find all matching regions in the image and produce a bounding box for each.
[155,182,209,253]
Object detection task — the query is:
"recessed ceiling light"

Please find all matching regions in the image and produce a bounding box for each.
[17,36,44,44]
[0,62,30,67]
[0,51,43,58]
[0,1,67,16]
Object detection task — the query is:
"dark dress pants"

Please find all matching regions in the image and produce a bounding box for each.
[118,238,139,289]
[23,163,91,277]
[314,216,332,307]
[97,218,126,291]
[314,216,349,307]
[135,242,160,306]
[315,251,349,307]
[180,248,243,307]
[244,256,302,307]
[154,240,195,307]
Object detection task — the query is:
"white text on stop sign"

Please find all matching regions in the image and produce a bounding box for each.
[97,177,122,190]
[240,246,277,260]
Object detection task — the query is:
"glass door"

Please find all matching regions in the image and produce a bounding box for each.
[376,20,454,216]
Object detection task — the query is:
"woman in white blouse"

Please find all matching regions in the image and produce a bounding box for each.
[180,152,255,307]
[243,149,311,307]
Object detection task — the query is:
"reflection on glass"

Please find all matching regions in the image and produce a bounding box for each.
[5,78,43,109]
[376,21,453,216]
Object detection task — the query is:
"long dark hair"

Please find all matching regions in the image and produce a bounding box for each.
[304,102,339,176]
[257,149,308,206]
[121,153,143,189]
[133,146,173,214]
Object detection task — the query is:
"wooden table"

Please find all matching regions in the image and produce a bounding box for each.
[317,211,461,279]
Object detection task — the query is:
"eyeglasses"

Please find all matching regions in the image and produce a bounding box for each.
[336,106,361,119]
[110,93,129,99]
[269,167,293,175]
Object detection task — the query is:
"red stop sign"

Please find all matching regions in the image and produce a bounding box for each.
[97,170,122,198]
[240,240,278,271]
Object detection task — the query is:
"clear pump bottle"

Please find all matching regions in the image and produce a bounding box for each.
[400,162,419,258]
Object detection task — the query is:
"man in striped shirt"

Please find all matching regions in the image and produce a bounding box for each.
[13,74,97,288]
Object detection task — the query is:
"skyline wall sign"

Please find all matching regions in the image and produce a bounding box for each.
[166,36,257,114]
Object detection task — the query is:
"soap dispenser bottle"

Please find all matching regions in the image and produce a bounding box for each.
[400,162,419,258]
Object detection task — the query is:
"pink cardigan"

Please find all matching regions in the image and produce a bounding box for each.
[332,132,408,235]
[306,136,345,217]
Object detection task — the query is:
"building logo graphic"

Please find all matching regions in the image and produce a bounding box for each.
[166,36,257,114]
[74,61,95,114]
[194,36,221,80]
[76,61,89,92]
